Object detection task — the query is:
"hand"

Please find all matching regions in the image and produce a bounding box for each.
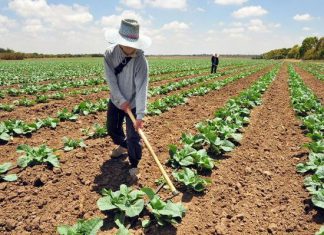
[120,101,130,112]
[134,119,144,132]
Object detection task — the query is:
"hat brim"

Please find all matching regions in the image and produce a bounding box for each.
[105,30,152,50]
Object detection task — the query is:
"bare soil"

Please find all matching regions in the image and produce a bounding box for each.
[0,64,322,235]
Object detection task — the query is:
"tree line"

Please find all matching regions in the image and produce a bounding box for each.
[262,36,324,60]
[0,48,102,60]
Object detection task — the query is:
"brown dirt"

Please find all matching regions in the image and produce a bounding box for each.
[0,63,273,234]
[166,63,322,235]
[294,65,324,104]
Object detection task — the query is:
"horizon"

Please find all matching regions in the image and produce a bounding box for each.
[0,0,323,55]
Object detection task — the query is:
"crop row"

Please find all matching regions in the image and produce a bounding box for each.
[147,63,271,115]
[288,66,324,217]
[0,64,264,141]
[298,62,324,81]
[0,63,236,112]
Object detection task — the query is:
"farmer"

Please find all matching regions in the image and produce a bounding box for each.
[104,19,151,181]
[211,53,219,73]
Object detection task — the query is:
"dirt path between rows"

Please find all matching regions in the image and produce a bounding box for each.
[294,65,324,104]
[0,65,273,234]
[166,63,323,235]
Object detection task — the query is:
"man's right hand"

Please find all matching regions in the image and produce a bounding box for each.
[120,101,130,112]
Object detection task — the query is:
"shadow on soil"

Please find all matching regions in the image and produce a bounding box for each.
[93,154,132,193]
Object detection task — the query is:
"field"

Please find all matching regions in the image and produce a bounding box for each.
[0,57,324,235]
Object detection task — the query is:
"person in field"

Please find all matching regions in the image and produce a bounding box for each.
[104,19,151,182]
[211,53,219,73]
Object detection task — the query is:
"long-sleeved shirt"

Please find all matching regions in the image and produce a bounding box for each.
[104,45,149,119]
[211,56,219,66]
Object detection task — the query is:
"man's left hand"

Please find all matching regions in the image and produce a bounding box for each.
[134,119,144,132]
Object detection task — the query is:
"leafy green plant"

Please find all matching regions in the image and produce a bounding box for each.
[35,95,49,103]
[57,108,79,121]
[14,98,35,107]
[17,144,60,168]
[0,104,15,112]
[63,137,86,151]
[97,184,145,221]
[0,162,17,182]
[36,117,59,129]
[142,188,186,226]
[83,123,108,138]
[168,144,215,171]
[57,218,103,235]
[173,167,211,192]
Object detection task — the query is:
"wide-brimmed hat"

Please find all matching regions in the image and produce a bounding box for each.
[105,19,152,50]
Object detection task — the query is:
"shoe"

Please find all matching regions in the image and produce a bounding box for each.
[111,146,127,158]
[129,168,140,182]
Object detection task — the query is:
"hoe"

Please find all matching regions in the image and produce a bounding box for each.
[126,109,179,197]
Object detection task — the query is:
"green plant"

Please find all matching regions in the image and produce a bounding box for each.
[173,167,211,192]
[83,123,108,138]
[57,218,103,235]
[63,137,86,151]
[168,144,215,171]
[57,108,79,121]
[0,104,15,112]
[17,144,60,168]
[97,184,145,229]
[142,188,186,226]
[0,162,17,182]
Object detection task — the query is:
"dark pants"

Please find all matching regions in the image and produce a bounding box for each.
[107,100,142,168]
[211,65,218,73]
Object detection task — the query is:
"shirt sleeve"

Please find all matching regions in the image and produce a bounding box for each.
[134,57,149,120]
[103,50,127,108]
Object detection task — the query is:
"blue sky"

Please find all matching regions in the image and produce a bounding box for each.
[0,0,323,54]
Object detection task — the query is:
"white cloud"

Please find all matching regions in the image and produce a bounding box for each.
[9,0,93,29]
[247,19,269,32]
[302,27,311,31]
[232,6,267,18]
[197,7,205,12]
[23,19,47,33]
[0,14,16,33]
[214,0,247,5]
[223,27,245,34]
[120,0,144,9]
[293,13,313,21]
[144,0,187,10]
[161,21,189,31]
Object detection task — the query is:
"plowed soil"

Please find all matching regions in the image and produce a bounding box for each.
[294,65,324,104]
[0,63,323,235]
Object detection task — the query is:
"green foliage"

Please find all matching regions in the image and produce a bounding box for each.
[63,137,86,151]
[0,162,17,182]
[17,144,60,168]
[97,184,145,217]
[83,123,108,138]
[57,108,79,121]
[142,188,186,226]
[57,218,103,235]
[173,167,211,192]
[168,144,215,171]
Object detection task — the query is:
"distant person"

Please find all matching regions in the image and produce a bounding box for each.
[211,53,219,73]
[103,19,151,182]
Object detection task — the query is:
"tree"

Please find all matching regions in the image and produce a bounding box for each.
[299,36,318,58]
[287,45,300,59]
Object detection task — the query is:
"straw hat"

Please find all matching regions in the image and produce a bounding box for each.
[105,19,152,50]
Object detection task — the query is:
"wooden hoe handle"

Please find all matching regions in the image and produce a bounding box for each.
[126,109,179,195]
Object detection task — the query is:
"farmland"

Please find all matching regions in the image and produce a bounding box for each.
[0,57,324,235]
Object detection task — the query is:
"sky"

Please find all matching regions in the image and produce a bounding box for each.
[0,0,323,55]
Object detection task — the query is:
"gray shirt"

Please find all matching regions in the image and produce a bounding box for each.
[104,45,149,119]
